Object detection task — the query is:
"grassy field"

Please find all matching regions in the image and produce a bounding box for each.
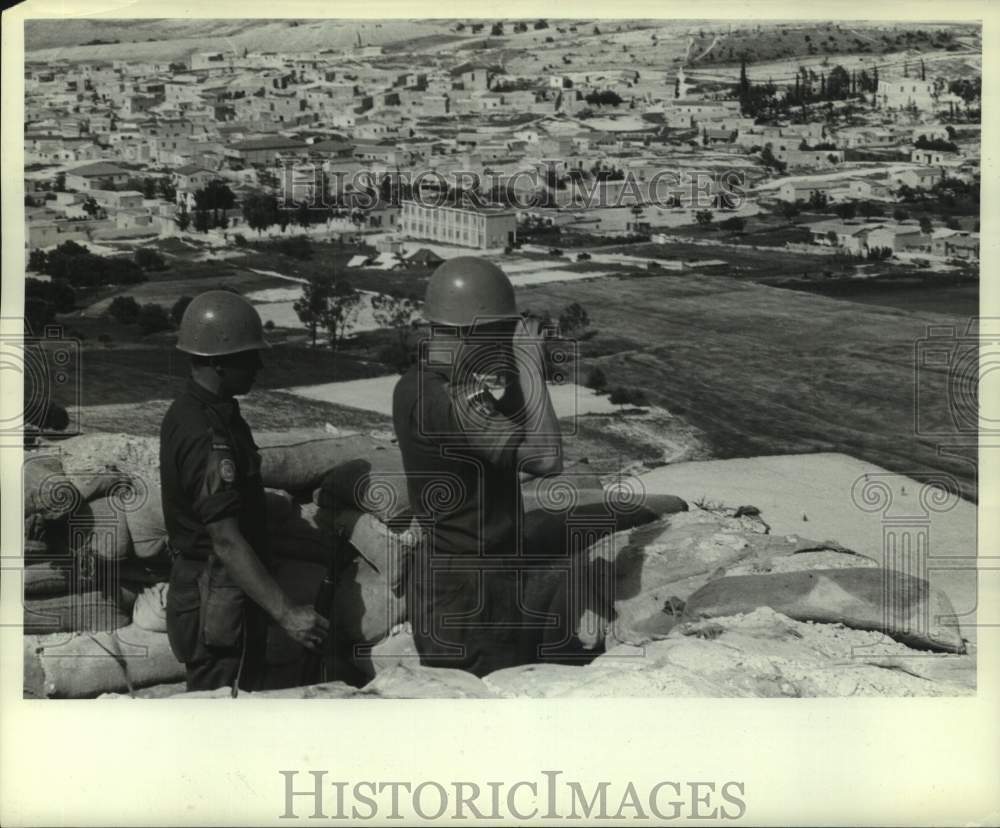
[516,271,979,501]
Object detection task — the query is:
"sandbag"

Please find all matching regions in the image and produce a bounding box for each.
[23,455,68,518]
[25,513,47,543]
[260,435,395,493]
[132,583,169,632]
[267,504,335,564]
[682,568,966,654]
[325,509,414,645]
[24,561,83,598]
[24,625,185,698]
[522,491,688,559]
[518,509,838,655]
[125,484,168,559]
[24,452,135,519]
[314,452,409,522]
[24,589,131,635]
[70,494,133,560]
[520,466,605,513]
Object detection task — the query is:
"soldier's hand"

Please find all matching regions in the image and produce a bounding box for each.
[280,605,330,653]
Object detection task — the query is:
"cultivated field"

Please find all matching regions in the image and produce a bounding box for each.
[516,270,979,501]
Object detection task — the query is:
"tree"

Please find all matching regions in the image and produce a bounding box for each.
[371,293,419,354]
[26,278,76,320]
[194,179,236,227]
[28,249,48,272]
[108,296,141,324]
[585,366,607,393]
[807,190,829,209]
[243,193,287,233]
[609,386,630,409]
[175,201,191,232]
[193,208,211,233]
[294,271,335,347]
[321,278,362,353]
[694,209,713,225]
[491,21,504,36]
[892,207,911,222]
[170,296,194,327]
[834,202,856,220]
[158,178,177,201]
[82,196,101,218]
[919,216,933,235]
[780,201,801,220]
[296,200,312,228]
[558,302,589,336]
[738,57,751,113]
[134,248,166,271]
[137,303,172,335]
[826,230,839,247]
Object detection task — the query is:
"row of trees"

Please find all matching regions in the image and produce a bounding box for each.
[738,59,880,118]
[107,296,175,334]
[28,241,148,288]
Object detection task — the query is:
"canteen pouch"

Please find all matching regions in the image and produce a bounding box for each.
[198,554,246,649]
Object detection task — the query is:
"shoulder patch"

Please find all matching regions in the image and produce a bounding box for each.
[218,457,237,483]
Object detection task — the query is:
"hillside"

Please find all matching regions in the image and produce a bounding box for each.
[25,19,456,62]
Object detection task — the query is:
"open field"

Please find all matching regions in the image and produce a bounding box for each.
[515,272,979,501]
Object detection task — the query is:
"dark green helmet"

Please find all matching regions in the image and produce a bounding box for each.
[423,257,519,327]
[176,290,269,356]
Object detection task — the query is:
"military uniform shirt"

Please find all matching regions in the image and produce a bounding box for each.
[393,358,525,556]
[159,379,268,561]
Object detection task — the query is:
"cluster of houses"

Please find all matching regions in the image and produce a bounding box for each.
[800,219,978,260]
[23,39,980,258]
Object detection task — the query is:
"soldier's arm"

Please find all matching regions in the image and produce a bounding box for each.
[205,519,327,646]
[184,431,328,650]
[504,318,563,477]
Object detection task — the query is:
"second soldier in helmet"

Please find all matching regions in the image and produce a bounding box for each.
[393,257,564,676]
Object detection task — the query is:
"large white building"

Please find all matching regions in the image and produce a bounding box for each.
[399,201,517,250]
[877,78,936,111]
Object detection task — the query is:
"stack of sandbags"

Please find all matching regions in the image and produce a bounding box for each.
[516,507,885,659]
[22,450,140,637]
[24,625,185,698]
[258,433,398,495]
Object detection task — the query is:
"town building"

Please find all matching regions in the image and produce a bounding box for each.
[399,201,517,250]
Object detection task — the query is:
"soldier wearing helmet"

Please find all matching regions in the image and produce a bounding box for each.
[392,257,563,676]
[160,290,328,693]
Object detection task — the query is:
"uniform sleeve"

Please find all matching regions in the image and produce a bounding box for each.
[177,427,242,525]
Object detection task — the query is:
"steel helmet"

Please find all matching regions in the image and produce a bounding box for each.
[423,257,519,327]
[176,290,270,356]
